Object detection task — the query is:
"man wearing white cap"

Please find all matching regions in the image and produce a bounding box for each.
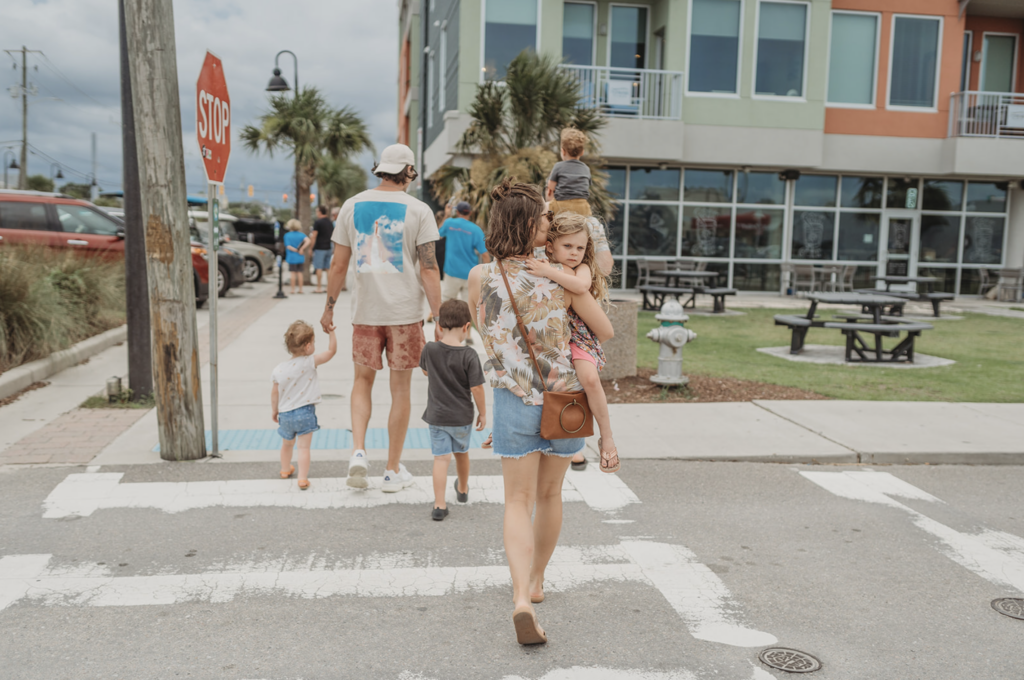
[321,144,442,492]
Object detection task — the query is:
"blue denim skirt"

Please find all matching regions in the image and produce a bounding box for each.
[277,404,319,440]
[491,387,585,459]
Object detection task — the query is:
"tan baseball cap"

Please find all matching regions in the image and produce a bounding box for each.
[374,144,416,175]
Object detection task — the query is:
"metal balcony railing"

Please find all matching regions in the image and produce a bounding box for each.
[559,65,684,120]
[949,91,1024,139]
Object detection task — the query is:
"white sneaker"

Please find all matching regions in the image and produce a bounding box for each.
[346,449,368,489]
[381,463,415,493]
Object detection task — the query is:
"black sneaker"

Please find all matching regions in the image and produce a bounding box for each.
[453,478,469,503]
[431,506,449,521]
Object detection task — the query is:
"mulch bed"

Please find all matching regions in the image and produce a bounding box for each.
[604,368,826,404]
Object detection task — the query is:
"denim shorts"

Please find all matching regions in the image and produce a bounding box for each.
[491,388,585,459]
[312,248,333,271]
[277,404,319,440]
[429,424,472,456]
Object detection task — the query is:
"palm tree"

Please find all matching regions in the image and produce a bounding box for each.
[431,51,609,229]
[317,155,367,207]
[241,88,373,230]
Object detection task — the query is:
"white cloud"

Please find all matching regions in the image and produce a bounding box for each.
[0,0,397,205]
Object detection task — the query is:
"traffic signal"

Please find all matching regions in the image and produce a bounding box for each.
[283,193,288,203]
[247,185,254,198]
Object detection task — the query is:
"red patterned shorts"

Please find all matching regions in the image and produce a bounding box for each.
[352,322,426,371]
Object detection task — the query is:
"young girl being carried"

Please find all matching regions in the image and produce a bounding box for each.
[525,212,620,473]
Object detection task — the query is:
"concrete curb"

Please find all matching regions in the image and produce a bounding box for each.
[0,325,127,400]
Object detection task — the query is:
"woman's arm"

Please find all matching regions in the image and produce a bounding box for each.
[524,259,591,295]
[566,290,614,343]
[467,265,482,333]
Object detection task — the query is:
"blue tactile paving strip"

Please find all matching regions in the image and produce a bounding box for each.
[154,428,493,452]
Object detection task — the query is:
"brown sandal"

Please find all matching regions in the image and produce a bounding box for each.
[512,605,547,645]
[598,438,620,474]
[280,465,295,479]
[481,433,493,450]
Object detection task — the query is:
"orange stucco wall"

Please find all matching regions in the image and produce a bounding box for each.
[964,15,1024,93]
[825,0,963,139]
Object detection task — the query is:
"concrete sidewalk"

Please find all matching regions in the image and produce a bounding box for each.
[3,280,1023,468]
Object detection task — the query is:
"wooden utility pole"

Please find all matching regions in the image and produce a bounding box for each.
[19,46,27,189]
[123,0,206,460]
[118,0,152,401]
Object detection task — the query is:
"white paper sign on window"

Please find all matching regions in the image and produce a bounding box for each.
[1006,105,1024,129]
[607,80,634,107]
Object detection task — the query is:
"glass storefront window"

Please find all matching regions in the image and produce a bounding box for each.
[966,182,1008,213]
[919,214,960,263]
[837,212,879,261]
[755,1,808,97]
[628,204,678,256]
[682,206,730,257]
[605,167,627,199]
[889,16,940,108]
[840,176,883,209]
[607,203,625,255]
[629,168,680,201]
[963,216,1004,264]
[684,169,733,202]
[922,180,964,211]
[791,210,835,260]
[959,268,983,295]
[917,267,958,294]
[887,177,921,209]
[483,0,538,81]
[736,172,785,205]
[794,175,838,207]
[562,3,595,66]
[828,12,878,105]
[688,0,742,94]
[734,208,783,259]
[732,263,782,292]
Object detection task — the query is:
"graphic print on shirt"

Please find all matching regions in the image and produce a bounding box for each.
[353,202,406,274]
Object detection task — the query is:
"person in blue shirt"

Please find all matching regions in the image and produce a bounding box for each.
[439,202,488,304]
[283,218,311,294]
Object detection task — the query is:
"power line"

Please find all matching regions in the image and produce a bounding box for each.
[35,52,108,109]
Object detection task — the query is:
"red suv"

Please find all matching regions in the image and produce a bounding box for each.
[0,189,210,305]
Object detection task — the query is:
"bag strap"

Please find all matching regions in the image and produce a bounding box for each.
[496,259,546,394]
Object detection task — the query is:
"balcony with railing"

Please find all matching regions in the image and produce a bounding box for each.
[558,65,684,121]
[949,91,1024,139]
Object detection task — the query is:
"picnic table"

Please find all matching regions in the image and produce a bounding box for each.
[859,275,954,317]
[639,270,737,313]
[773,292,932,363]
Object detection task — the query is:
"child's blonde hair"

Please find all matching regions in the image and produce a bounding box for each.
[560,128,587,158]
[284,320,315,355]
[547,212,609,303]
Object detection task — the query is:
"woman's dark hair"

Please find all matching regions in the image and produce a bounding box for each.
[372,164,419,185]
[486,177,544,259]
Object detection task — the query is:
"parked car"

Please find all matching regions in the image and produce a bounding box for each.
[189,210,276,283]
[188,224,245,297]
[0,189,211,305]
[233,217,281,250]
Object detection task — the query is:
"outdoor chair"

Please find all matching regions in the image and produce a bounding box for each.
[791,265,817,294]
[839,265,857,293]
[978,268,997,296]
[636,258,672,287]
[996,268,1023,301]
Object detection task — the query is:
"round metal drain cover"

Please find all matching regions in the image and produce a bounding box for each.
[992,598,1024,620]
[758,648,822,673]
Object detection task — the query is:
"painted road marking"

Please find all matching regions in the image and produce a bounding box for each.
[0,541,776,648]
[42,466,640,518]
[801,470,1024,593]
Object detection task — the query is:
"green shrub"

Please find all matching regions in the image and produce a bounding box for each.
[0,246,125,372]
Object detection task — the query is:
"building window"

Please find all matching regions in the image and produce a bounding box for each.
[827,11,878,106]
[563,2,596,66]
[426,51,435,128]
[688,0,742,94]
[754,1,809,98]
[888,15,942,109]
[439,28,447,113]
[482,0,538,81]
[609,5,648,69]
[981,34,1018,93]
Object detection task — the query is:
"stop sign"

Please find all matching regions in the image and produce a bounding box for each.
[196,51,230,184]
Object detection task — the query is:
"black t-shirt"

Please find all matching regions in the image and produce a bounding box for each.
[312,217,334,251]
[419,342,485,426]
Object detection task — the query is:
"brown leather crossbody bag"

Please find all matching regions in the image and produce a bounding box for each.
[496,260,593,440]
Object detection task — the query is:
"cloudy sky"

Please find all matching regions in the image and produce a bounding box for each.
[1,0,399,207]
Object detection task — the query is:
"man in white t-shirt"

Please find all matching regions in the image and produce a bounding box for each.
[320,144,442,492]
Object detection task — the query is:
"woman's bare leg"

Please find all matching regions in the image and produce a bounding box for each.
[529,453,572,602]
[501,452,541,611]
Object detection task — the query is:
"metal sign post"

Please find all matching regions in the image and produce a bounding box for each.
[196,50,230,459]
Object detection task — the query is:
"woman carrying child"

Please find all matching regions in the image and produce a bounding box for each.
[526,212,620,474]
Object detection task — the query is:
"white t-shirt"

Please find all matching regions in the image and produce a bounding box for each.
[271,355,321,414]
[332,188,439,326]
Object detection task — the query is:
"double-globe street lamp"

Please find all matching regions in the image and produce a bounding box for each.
[3,149,18,189]
[266,50,299,300]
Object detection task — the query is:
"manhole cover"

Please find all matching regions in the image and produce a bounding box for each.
[992,598,1024,620]
[758,648,822,673]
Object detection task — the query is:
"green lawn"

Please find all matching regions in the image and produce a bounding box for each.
[636,308,1024,402]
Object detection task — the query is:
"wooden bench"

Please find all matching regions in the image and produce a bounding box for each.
[855,289,954,317]
[774,314,818,354]
[823,321,933,363]
[701,287,738,313]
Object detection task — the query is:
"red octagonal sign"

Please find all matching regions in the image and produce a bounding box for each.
[196,51,230,184]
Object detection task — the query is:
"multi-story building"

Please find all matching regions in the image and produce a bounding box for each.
[397,0,1024,294]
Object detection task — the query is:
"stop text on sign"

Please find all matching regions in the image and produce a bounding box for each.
[198,91,230,152]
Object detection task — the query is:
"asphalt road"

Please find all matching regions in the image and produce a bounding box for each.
[1,459,1022,679]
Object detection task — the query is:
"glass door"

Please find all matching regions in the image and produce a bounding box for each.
[607,5,648,115]
[880,212,919,289]
[981,34,1017,93]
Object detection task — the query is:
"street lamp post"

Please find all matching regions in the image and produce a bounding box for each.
[266,50,299,299]
[3,150,18,190]
[50,163,64,188]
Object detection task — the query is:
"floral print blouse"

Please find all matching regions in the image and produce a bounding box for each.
[477,259,582,405]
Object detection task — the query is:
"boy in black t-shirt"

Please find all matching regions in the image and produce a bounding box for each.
[419,300,486,521]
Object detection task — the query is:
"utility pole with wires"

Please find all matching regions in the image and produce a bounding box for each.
[4,46,42,189]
